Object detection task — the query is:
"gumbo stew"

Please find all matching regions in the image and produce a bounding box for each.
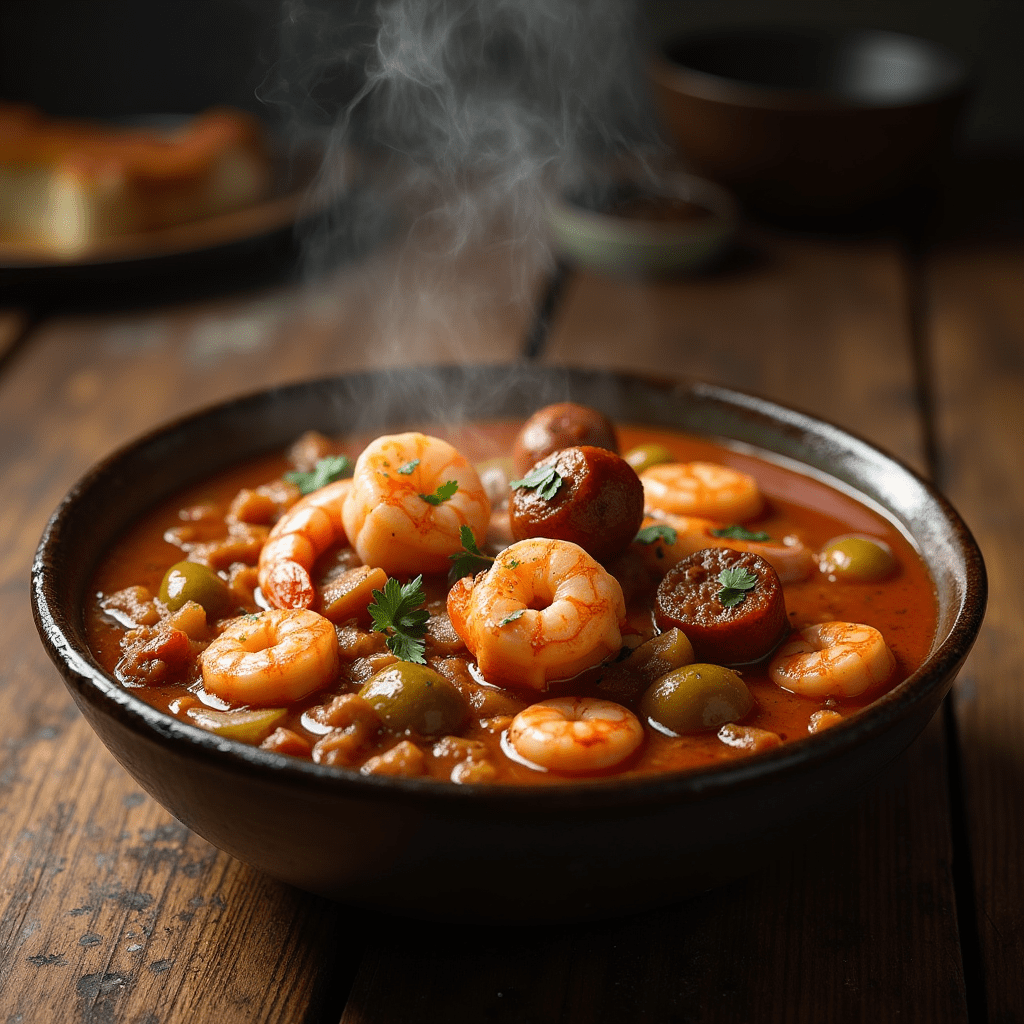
[86,403,936,785]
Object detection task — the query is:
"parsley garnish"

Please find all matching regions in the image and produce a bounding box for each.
[284,455,353,495]
[499,609,526,627]
[449,525,494,583]
[717,566,759,609]
[634,524,678,546]
[509,464,562,501]
[397,459,420,475]
[419,480,458,506]
[368,576,430,663]
[710,524,771,542]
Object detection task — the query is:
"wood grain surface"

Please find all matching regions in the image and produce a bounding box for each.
[0,250,534,1024]
[2,218,1019,1022]
[927,243,1024,1023]
[338,232,968,1023]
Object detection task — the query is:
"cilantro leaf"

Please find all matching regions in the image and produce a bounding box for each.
[710,524,771,542]
[368,576,429,664]
[634,524,678,546]
[397,459,420,475]
[717,566,759,609]
[509,464,562,501]
[284,454,353,495]
[419,480,458,506]
[499,609,526,627]
[448,525,494,583]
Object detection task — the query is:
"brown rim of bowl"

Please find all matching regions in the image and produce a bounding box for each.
[649,27,973,113]
[31,366,986,812]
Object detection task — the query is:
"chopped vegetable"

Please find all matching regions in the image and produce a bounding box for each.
[368,576,430,663]
[397,459,420,475]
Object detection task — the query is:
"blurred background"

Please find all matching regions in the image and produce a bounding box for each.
[1,0,1019,148]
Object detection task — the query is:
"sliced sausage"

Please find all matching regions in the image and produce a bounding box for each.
[509,445,645,563]
[655,547,788,665]
[512,402,618,476]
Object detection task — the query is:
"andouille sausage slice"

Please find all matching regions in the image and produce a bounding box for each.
[512,402,619,476]
[655,548,788,665]
[509,445,645,563]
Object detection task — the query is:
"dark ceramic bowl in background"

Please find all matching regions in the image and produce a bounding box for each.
[648,27,972,217]
[31,367,985,921]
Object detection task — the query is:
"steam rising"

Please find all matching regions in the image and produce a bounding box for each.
[264,0,661,406]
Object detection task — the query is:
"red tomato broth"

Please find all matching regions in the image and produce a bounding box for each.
[85,419,937,786]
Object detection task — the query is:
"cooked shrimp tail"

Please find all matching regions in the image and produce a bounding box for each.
[636,512,814,583]
[342,432,491,576]
[769,621,896,698]
[506,697,643,772]
[200,608,339,706]
[447,537,626,691]
[641,461,763,521]
[257,479,351,609]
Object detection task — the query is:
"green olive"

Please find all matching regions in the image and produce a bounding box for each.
[186,706,287,745]
[623,443,675,475]
[626,628,696,681]
[159,560,233,617]
[639,663,754,736]
[820,535,896,582]
[359,663,467,738]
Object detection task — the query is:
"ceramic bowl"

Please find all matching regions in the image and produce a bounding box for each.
[547,172,739,276]
[649,27,972,217]
[32,366,985,921]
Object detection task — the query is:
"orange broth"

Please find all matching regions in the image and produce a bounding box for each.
[86,420,937,785]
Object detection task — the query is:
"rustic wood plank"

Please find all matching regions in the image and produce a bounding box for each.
[339,232,969,1022]
[927,243,1024,1022]
[0,249,537,1023]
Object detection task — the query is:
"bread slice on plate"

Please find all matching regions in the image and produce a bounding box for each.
[0,104,271,258]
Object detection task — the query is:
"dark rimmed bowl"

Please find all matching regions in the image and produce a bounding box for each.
[32,366,985,921]
[649,27,972,217]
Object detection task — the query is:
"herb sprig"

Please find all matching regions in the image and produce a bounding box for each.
[419,480,459,506]
[710,524,771,542]
[449,525,494,583]
[717,566,759,609]
[634,524,678,546]
[509,464,562,501]
[284,455,353,495]
[368,576,430,663]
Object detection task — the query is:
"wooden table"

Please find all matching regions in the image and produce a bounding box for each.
[1,179,1021,1021]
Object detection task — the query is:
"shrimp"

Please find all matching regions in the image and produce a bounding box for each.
[636,512,814,583]
[257,479,352,609]
[506,697,644,773]
[641,461,764,522]
[342,432,491,576]
[768,621,896,698]
[200,608,339,706]
[447,538,626,690]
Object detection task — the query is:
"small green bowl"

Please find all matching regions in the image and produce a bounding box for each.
[548,172,739,277]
